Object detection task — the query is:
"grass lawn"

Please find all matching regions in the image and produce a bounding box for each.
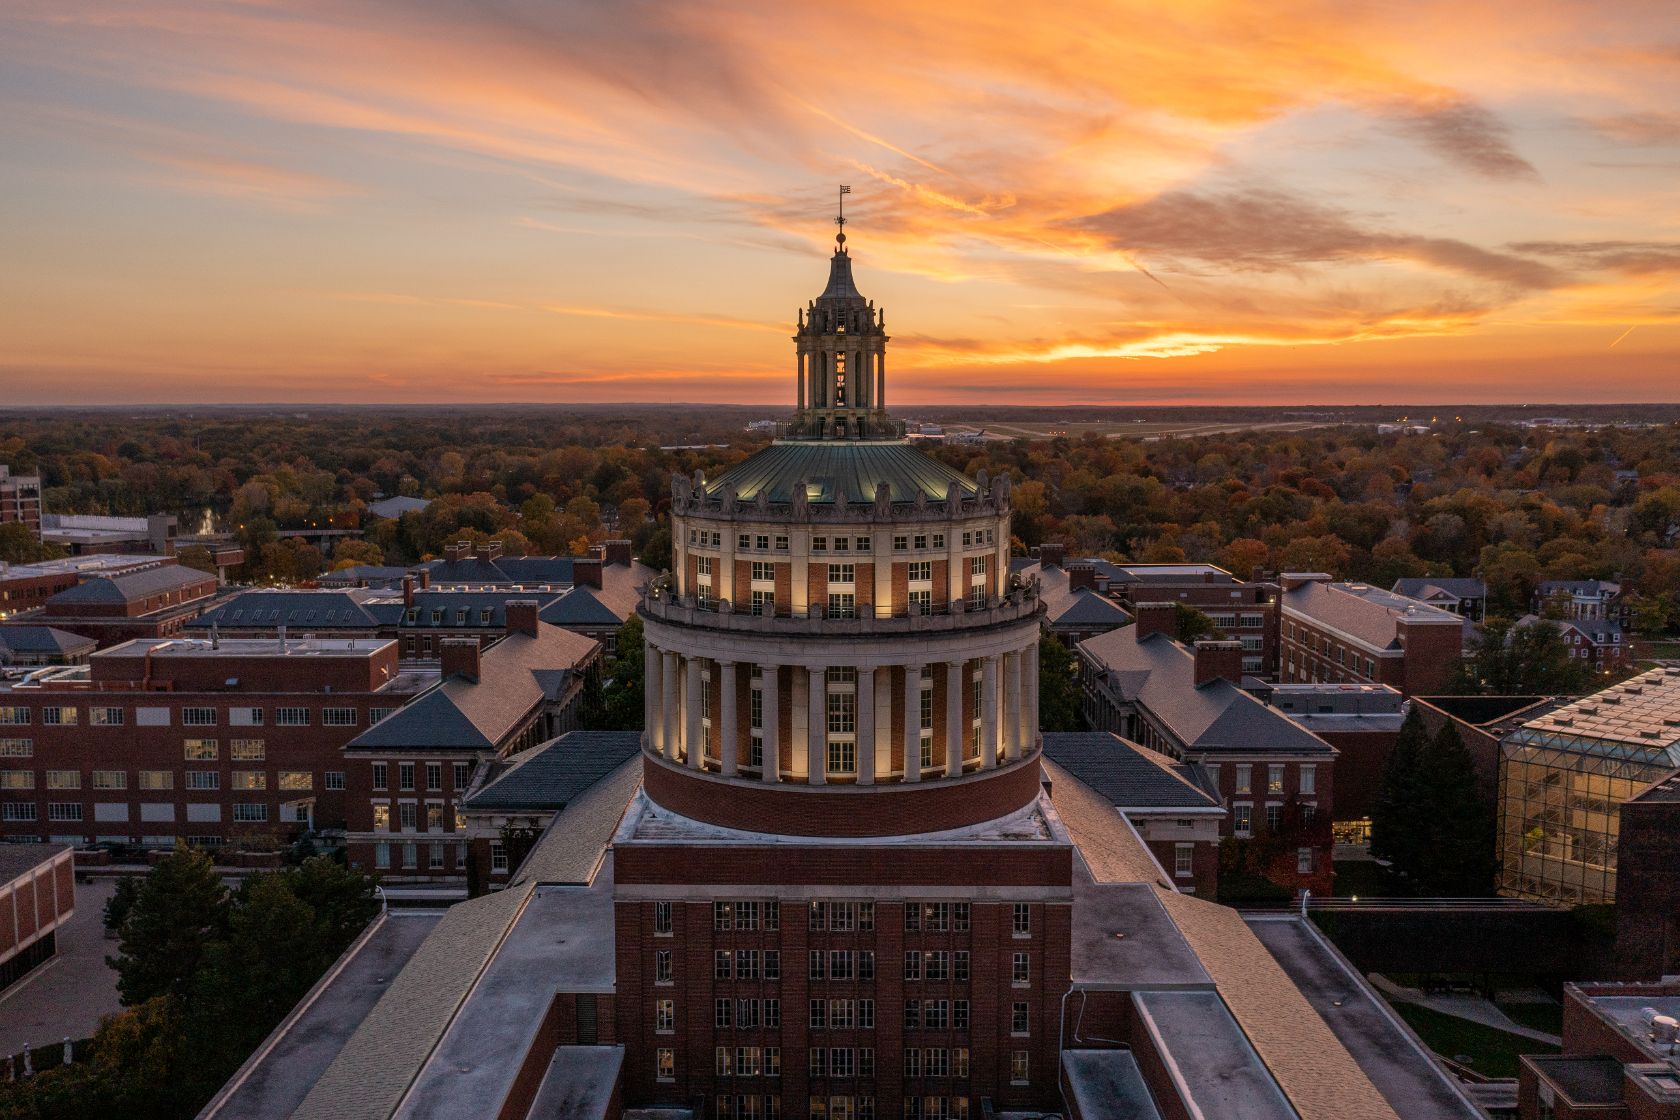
[1497,1000,1563,1036]
[1391,1002,1557,1078]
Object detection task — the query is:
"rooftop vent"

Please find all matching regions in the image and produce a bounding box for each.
[1603,696,1622,705]
[1552,717,1573,726]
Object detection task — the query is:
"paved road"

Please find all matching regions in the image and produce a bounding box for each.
[0,879,123,1054]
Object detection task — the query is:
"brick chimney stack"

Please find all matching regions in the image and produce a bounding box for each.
[475,539,503,562]
[1067,563,1097,591]
[440,637,481,682]
[1133,601,1177,641]
[402,575,415,608]
[1193,640,1245,688]
[1037,543,1066,569]
[506,599,541,638]
[415,568,431,590]
[601,539,634,568]
[445,541,471,563]
[572,556,604,590]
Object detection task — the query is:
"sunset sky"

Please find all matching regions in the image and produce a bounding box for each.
[3,1,1678,406]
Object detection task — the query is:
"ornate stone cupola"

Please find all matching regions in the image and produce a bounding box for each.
[789,194,899,440]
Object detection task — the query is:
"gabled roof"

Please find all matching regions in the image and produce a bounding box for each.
[539,586,624,628]
[346,625,599,752]
[367,590,565,629]
[1050,588,1132,630]
[49,564,212,605]
[1281,579,1464,651]
[1538,579,1621,596]
[1517,614,1622,643]
[464,730,643,813]
[1043,732,1221,811]
[0,625,98,656]
[1078,627,1334,758]
[1391,577,1485,601]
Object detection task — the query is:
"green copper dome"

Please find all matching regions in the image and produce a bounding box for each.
[704,440,979,506]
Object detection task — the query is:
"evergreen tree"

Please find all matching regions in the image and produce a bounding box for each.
[285,854,380,951]
[108,844,229,1007]
[583,616,645,731]
[1036,631,1085,732]
[1413,721,1498,896]
[1369,707,1429,883]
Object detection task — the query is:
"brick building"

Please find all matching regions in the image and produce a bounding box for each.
[20,563,221,648]
[1390,577,1487,622]
[1266,683,1407,846]
[0,626,97,668]
[1279,573,1468,696]
[0,554,176,620]
[1518,981,1680,1119]
[1063,560,1281,678]
[0,467,42,540]
[0,636,430,850]
[1518,614,1629,675]
[187,553,646,657]
[1078,603,1337,895]
[0,843,74,996]
[339,604,600,884]
[1533,579,1627,625]
[241,224,1477,1120]
[1615,772,1680,981]
[1041,731,1223,897]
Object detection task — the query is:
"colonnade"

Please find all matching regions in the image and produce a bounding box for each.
[643,640,1038,786]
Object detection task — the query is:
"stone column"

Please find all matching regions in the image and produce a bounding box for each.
[807,665,827,784]
[792,532,810,618]
[645,639,662,754]
[1005,649,1024,762]
[945,532,963,613]
[797,351,806,411]
[876,351,885,409]
[720,527,736,608]
[719,661,738,777]
[980,655,999,769]
[873,530,892,620]
[1025,639,1039,752]
[944,660,964,778]
[857,665,875,786]
[903,665,922,782]
[760,665,780,783]
[661,650,680,762]
[686,657,704,770]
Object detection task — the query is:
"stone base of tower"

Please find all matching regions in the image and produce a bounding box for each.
[611,790,1075,1116]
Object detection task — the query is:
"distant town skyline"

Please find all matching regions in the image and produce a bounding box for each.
[2,1,1678,405]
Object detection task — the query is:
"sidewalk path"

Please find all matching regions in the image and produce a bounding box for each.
[1369,974,1562,1045]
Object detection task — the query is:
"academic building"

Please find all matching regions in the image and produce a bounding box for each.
[212,225,1482,1120]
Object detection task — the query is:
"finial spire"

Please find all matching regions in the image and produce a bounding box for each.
[835,184,851,247]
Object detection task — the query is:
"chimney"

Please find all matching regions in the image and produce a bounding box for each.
[506,599,540,638]
[572,556,604,590]
[402,575,415,608]
[1134,601,1177,641]
[445,541,470,563]
[601,539,634,568]
[415,568,431,590]
[1251,565,1266,582]
[439,637,481,682]
[1067,563,1096,591]
[1037,542,1066,569]
[1193,640,1245,688]
[475,539,503,562]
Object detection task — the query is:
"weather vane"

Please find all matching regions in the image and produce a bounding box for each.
[836,184,850,245]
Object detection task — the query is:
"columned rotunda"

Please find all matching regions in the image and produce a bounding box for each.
[639,231,1044,837]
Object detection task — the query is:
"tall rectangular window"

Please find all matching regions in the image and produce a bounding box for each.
[1011,902,1030,936]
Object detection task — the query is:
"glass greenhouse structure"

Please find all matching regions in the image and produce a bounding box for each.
[1498,667,1680,904]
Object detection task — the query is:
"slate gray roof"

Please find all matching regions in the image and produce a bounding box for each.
[704,440,979,505]
[0,625,97,657]
[1391,577,1484,601]
[48,564,211,605]
[1517,614,1623,643]
[464,731,643,814]
[1538,579,1621,597]
[1281,579,1463,651]
[1043,731,1221,810]
[189,589,381,630]
[1079,628,1335,758]
[346,625,599,752]
[539,586,626,628]
[291,758,640,1120]
[1049,588,1132,630]
[419,555,589,587]
[365,590,565,629]
[366,496,432,519]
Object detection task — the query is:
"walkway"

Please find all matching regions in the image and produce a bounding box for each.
[0,880,122,1054]
[1368,975,1563,1045]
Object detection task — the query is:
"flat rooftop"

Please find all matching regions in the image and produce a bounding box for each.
[97,636,397,659]
[1524,1056,1626,1106]
[1133,990,1299,1120]
[393,862,618,1120]
[1070,875,1212,990]
[0,554,167,579]
[1061,1050,1164,1119]
[1582,993,1680,1059]
[620,787,1062,846]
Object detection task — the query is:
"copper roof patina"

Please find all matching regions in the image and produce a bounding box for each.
[703,439,979,506]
